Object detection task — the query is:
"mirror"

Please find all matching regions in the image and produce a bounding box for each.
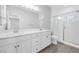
[0,5,6,31]
[9,15,19,33]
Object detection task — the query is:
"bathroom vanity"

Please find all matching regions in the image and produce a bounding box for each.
[0,29,51,53]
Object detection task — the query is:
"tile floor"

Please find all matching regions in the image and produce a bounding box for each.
[40,42,79,53]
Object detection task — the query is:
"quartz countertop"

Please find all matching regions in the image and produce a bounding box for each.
[0,29,49,39]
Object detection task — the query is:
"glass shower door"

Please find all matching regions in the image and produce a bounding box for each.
[64,12,79,45]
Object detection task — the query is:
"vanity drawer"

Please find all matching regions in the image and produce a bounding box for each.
[16,34,31,42]
[32,39,40,46]
[32,45,40,53]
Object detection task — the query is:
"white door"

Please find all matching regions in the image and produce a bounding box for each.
[64,12,79,45]
[53,16,64,40]
[0,43,16,53]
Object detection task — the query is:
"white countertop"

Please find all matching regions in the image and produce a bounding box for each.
[0,29,49,39]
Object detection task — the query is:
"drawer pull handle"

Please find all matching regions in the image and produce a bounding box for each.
[36,49,38,50]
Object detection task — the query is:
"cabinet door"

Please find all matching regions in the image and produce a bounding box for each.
[0,43,16,53]
[40,32,51,50]
[17,39,32,53]
[32,45,40,53]
[32,33,40,46]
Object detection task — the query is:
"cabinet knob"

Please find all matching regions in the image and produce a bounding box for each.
[36,41,38,43]
[14,45,19,48]
[14,46,17,48]
[46,36,48,38]
[17,45,20,47]
[36,48,38,50]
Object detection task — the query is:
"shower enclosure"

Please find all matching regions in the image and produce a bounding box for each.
[53,11,79,45]
[64,11,79,45]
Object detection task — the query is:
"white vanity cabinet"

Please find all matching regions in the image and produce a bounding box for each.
[31,33,41,53]
[16,39,32,53]
[40,31,51,50]
[0,37,17,53]
[32,31,51,52]
[12,35,32,53]
[0,36,32,53]
[0,30,51,53]
[0,43,16,53]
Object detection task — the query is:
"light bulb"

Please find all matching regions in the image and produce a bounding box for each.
[24,5,39,11]
[57,16,62,20]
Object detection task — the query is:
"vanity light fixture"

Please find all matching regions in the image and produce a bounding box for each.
[63,5,68,7]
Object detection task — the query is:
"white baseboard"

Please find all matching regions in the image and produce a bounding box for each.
[58,40,79,49]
